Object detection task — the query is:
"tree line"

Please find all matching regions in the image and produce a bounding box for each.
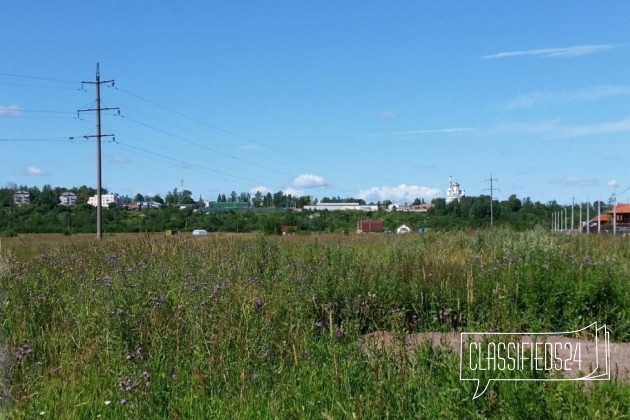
[0,184,610,235]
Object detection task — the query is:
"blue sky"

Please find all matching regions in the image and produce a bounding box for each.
[2,2,630,205]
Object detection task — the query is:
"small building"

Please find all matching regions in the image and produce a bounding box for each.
[584,203,630,233]
[88,194,121,208]
[396,224,413,234]
[204,201,250,211]
[192,229,208,236]
[357,219,383,233]
[59,192,77,206]
[127,201,161,211]
[280,225,298,235]
[446,176,465,204]
[13,191,30,206]
[303,203,379,211]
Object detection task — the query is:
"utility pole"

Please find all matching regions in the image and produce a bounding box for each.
[571,197,574,232]
[612,185,617,236]
[77,64,118,240]
[484,175,499,227]
[597,196,601,233]
[586,199,590,235]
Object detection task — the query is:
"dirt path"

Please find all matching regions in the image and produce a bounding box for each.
[360,331,630,381]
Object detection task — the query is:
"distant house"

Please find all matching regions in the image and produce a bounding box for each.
[396,224,413,234]
[584,203,630,233]
[127,201,161,211]
[59,192,77,206]
[204,201,250,211]
[88,194,121,208]
[357,219,383,233]
[280,225,297,235]
[13,191,30,206]
[304,202,379,211]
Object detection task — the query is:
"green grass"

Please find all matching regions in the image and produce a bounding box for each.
[0,229,629,418]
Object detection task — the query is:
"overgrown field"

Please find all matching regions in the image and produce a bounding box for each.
[0,229,629,418]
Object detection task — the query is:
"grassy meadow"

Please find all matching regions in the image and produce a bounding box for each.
[0,229,629,418]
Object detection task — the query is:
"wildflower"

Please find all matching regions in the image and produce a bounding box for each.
[439,308,453,321]
[261,350,270,359]
[315,320,323,329]
[108,252,122,265]
[335,324,345,340]
[254,298,265,309]
[120,399,127,405]
[408,314,419,329]
[104,401,112,405]
[251,373,259,382]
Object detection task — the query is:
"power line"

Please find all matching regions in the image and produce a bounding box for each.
[110,130,286,187]
[114,141,260,187]
[484,175,499,227]
[0,108,75,114]
[0,82,79,91]
[114,86,397,185]
[0,138,71,142]
[0,71,77,84]
[120,114,295,178]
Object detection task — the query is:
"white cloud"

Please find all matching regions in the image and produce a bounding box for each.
[293,173,327,188]
[506,85,630,109]
[107,153,131,164]
[377,110,397,120]
[283,187,305,197]
[0,105,23,117]
[393,128,477,136]
[608,179,619,188]
[551,177,598,186]
[483,44,617,59]
[238,144,259,151]
[357,183,441,204]
[14,166,46,176]
[250,186,270,195]
[489,117,630,140]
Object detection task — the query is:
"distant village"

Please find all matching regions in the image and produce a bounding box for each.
[7,175,630,235]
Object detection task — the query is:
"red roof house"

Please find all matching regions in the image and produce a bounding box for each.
[357,219,383,233]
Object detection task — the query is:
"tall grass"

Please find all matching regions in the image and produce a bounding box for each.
[0,230,628,417]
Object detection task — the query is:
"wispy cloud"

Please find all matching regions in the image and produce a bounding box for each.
[377,110,397,120]
[356,184,441,204]
[393,128,477,135]
[250,185,270,195]
[293,173,327,188]
[551,177,598,187]
[107,153,132,164]
[490,117,630,140]
[483,44,618,59]
[506,85,630,109]
[14,166,47,176]
[0,105,23,117]
[237,144,259,151]
[284,187,305,197]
